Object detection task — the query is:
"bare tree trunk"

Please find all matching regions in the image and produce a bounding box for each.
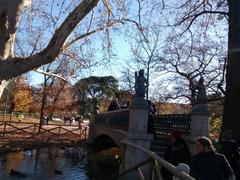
[50,81,67,116]
[223,0,240,138]
[0,80,8,97]
[0,0,30,96]
[39,75,47,132]
[0,0,29,60]
[0,0,100,81]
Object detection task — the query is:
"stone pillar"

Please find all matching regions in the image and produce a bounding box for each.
[121,97,153,180]
[191,104,209,138]
[128,98,149,134]
[189,103,209,154]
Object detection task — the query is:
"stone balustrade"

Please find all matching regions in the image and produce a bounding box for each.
[94,109,129,131]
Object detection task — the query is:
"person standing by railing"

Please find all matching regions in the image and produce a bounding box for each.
[190,136,235,180]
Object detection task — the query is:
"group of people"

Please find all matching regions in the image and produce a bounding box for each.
[63,114,83,125]
[107,98,157,135]
[43,114,52,124]
[163,130,239,180]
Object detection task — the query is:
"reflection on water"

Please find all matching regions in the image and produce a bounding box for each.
[0,146,120,180]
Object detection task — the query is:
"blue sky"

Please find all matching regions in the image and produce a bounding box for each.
[28,31,132,86]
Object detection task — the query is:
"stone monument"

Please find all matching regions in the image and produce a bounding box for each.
[191,76,209,140]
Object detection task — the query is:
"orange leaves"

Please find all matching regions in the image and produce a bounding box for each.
[13,86,33,112]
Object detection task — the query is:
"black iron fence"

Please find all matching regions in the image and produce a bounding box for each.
[154,114,191,136]
[94,110,191,136]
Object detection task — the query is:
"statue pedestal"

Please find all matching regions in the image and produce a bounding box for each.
[128,98,149,134]
[189,104,209,154]
[120,97,153,180]
[191,114,209,138]
[191,104,209,138]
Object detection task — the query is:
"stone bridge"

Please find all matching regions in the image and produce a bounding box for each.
[88,96,209,179]
[88,109,129,151]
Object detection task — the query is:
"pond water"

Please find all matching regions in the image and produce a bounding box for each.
[0,146,120,180]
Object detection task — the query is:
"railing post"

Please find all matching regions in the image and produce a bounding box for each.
[83,127,87,140]
[149,158,154,180]
[119,144,126,180]
[33,123,37,137]
[10,112,13,122]
[3,121,7,136]
[57,125,61,139]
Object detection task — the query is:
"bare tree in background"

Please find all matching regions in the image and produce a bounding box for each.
[129,27,164,99]
[161,31,226,104]
[162,0,240,138]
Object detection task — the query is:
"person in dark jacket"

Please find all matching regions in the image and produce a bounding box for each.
[190,136,235,180]
[147,100,156,134]
[219,130,240,180]
[162,130,192,180]
[108,98,120,111]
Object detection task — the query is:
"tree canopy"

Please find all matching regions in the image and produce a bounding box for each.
[74,76,118,99]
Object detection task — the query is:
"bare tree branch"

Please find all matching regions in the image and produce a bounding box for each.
[63,20,123,50]
[34,68,68,82]
[177,10,229,32]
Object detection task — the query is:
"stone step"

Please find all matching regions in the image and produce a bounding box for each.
[150,146,167,154]
[150,144,168,150]
[150,148,165,157]
[151,140,169,146]
[150,135,170,157]
[154,151,165,157]
[153,137,170,141]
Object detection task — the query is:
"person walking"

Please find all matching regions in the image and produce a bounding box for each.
[162,130,192,180]
[190,136,235,180]
[17,112,24,125]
